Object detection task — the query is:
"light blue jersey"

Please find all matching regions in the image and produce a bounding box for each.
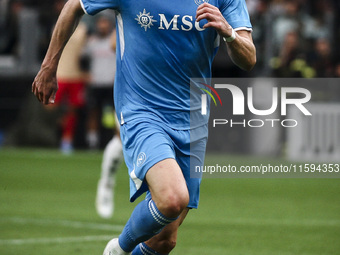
[80,0,252,130]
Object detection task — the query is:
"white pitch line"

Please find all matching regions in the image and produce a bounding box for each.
[2,216,339,231]
[0,235,116,246]
[0,217,124,232]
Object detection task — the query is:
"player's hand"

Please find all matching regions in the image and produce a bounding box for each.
[32,67,58,105]
[195,3,234,39]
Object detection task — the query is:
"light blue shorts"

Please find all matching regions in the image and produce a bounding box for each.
[120,118,208,209]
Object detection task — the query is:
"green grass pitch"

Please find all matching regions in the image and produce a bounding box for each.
[0,148,339,254]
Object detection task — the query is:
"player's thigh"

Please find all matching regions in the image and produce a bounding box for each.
[146,158,189,217]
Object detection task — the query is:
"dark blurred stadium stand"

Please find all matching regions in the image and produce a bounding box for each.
[1,0,340,150]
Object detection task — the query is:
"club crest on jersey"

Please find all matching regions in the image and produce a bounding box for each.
[135,9,157,31]
[136,152,147,167]
[195,0,209,5]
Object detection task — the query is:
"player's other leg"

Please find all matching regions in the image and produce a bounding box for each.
[96,116,123,218]
[96,133,123,218]
[103,158,189,254]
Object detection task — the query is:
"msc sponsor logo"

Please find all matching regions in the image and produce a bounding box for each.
[135,9,157,31]
[136,9,205,31]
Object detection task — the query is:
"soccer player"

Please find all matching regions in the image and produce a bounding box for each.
[32,0,255,254]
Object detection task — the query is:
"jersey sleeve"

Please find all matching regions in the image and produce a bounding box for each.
[79,0,120,15]
[220,0,252,31]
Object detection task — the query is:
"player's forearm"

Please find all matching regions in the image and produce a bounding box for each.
[41,0,84,74]
[195,3,256,71]
[226,32,256,71]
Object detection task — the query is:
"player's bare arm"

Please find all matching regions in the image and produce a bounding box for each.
[196,3,256,71]
[32,0,84,105]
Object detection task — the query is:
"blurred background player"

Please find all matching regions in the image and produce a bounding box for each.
[83,14,123,218]
[53,22,87,154]
[84,15,116,150]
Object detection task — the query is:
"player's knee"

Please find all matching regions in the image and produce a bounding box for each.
[158,190,189,218]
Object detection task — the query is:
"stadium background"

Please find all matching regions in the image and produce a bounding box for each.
[1,0,340,254]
